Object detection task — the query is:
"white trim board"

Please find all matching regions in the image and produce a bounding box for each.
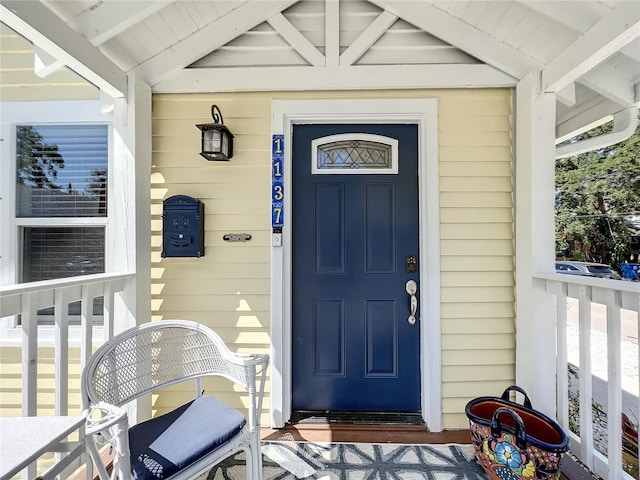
[155,64,515,93]
[270,98,442,431]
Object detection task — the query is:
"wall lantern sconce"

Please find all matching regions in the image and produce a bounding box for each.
[196,105,234,161]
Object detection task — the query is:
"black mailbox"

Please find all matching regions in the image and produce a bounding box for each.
[162,195,205,258]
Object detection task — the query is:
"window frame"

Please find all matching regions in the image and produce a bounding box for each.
[0,100,113,345]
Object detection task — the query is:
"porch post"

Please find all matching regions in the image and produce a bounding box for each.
[111,75,152,423]
[514,72,557,416]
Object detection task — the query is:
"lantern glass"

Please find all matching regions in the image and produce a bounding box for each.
[221,134,229,156]
[196,105,234,161]
[204,129,222,152]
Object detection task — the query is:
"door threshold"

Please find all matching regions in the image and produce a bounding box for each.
[289,410,425,426]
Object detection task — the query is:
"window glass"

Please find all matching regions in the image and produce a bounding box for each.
[586,265,613,275]
[318,139,392,169]
[22,227,105,282]
[22,227,105,321]
[16,125,108,217]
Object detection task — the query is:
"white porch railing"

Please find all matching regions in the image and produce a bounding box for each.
[1,272,636,479]
[536,273,639,480]
[0,272,135,478]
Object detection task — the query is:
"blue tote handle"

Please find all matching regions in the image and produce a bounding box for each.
[501,385,533,409]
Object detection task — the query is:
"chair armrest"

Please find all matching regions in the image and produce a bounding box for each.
[237,353,269,367]
[223,352,268,385]
[84,402,132,480]
[85,402,127,436]
[217,347,269,366]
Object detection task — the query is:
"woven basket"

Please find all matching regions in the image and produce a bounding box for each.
[465,386,569,480]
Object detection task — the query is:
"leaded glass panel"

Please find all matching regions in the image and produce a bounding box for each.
[312,134,398,174]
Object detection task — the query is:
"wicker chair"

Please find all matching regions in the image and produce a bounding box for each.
[81,320,269,480]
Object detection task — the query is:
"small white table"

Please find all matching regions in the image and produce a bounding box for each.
[0,415,86,480]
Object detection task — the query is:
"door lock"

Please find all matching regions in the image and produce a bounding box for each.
[405,280,418,325]
[405,255,417,273]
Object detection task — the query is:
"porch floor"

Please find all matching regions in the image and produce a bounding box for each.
[261,423,596,480]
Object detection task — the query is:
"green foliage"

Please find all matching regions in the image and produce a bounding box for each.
[16,125,64,190]
[556,119,640,267]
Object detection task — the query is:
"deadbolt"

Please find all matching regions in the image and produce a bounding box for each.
[405,255,417,273]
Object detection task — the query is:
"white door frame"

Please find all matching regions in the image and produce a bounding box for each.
[270,98,442,431]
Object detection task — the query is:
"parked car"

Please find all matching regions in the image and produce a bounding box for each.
[555,261,621,280]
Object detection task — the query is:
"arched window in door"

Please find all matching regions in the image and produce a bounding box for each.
[312,133,398,174]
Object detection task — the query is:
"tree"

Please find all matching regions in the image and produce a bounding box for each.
[16,125,64,189]
[555,120,640,268]
[87,169,107,215]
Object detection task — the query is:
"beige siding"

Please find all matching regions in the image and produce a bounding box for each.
[438,89,515,428]
[0,346,83,417]
[0,23,98,101]
[152,88,514,430]
[151,94,272,424]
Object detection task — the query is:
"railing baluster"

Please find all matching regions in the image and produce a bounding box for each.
[577,284,594,470]
[54,287,70,416]
[103,281,115,341]
[80,284,94,372]
[54,287,70,474]
[21,292,38,480]
[606,289,623,478]
[21,292,38,417]
[551,280,570,432]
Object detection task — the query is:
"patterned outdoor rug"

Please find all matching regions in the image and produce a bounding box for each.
[205,442,488,479]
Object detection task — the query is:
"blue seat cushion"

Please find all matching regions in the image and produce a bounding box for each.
[128,395,246,480]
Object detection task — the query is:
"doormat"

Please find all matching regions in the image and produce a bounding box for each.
[205,441,488,479]
[289,410,426,425]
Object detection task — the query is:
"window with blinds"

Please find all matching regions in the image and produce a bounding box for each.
[15,124,108,323]
[22,227,105,282]
[16,125,108,217]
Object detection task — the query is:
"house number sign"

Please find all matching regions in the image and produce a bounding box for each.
[272,135,284,246]
[223,233,252,242]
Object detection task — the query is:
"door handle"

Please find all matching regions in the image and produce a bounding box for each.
[405,280,418,325]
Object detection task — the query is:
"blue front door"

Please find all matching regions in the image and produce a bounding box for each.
[292,123,420,412]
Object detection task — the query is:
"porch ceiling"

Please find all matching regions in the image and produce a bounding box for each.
[1,0,639,138]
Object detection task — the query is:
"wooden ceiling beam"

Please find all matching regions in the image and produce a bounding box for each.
[340,11,397,66]
[325,0,339,67]
[70,0,172,46]
[33,46,64,78]
[541,2,640,95]
[369,0,543,79]
[519,0,609,33]
[0,0,126,98]
[268,13,324,66]
[581,63,637,106]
